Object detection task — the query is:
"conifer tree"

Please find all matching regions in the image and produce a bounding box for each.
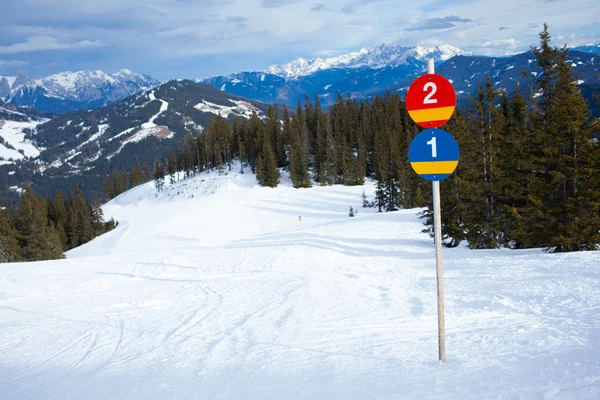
[130,162,143,188]
[167,153,177,184]
[113,169,123,196]
[258,136,280,188]
[289,116,311,188]
[0,205,21,262]
[14,186,64,261]
[154,158,165,192]
[103,172,113,201]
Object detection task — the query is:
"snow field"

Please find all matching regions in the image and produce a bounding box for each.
[0,163,599,399]
[0,120,43,163]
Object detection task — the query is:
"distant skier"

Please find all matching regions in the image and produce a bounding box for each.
[299,216,301,222]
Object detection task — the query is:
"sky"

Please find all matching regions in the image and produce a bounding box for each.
[0,0,598,81]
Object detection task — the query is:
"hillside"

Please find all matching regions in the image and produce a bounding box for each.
[0,80,268,206]
[1,166,598,399]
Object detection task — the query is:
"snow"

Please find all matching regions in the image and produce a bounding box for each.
[65,150,82,162]
[0,120,43,162]
[1,164,599,399]
[194,99,261,119]
[109,127,137,142]
[142,91,168,129]
[2,76,18,88]
[77,124,109,149]
[263,44,469,79]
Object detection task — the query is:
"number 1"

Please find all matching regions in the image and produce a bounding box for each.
[427,137,437,158]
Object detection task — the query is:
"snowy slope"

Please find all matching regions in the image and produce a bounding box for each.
[0,120,45,164]
[1,165,599,399]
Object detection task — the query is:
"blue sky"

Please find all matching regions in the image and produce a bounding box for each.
[1,0,598,80]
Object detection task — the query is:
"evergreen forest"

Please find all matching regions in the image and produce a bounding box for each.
[103,25,600,253]
[0,186,116,263]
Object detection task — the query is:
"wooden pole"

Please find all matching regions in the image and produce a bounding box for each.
[428,58,446,363]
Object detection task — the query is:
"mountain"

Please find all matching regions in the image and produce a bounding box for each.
[263,44,467,79]
[201,44,468,106]
[383,49,600,117]
[572,43,600,54]
[0,69,160,114]
[204,44,600,115]
[0,80,267,206]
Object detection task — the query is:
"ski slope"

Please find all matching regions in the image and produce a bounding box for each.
[1,164,599,399]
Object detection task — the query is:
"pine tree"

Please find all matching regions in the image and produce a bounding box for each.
[143,163,152,183]
[113,169,123,196]
[0,204,21,262]
[154,158,165,192]
[289,115,311,188]
[14,186,64,261]
[52,189,69,249]
[514,24,600,251]
[103,171,113,201]
[91,193,105,236]
[167,153,177,184]
[130,162,143,188]
[259,138,280,187]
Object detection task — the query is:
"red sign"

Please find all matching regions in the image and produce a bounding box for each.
[406,74,456,128]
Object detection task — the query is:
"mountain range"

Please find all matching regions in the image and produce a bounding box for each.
[0,80,267,205]
[201,44,469,106]
[201,43,600,107]
[1,41,599,206]
[0,70,159,114]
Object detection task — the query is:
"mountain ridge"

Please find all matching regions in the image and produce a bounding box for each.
[0,69,160,114]
[262,44,468,79]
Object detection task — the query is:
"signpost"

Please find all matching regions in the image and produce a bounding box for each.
[406,72,456,128]
[407,59,459,364]
[408,129,459,181]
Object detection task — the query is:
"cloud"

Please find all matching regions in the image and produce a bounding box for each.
[341,4,355,13]
[481,38,520,47]
[261,0,299,8]
[0,36,104,54]
[407,15,473,31]
[1,0,598,80]
[0,59,29,70]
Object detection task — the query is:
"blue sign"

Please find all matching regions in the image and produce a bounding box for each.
[408,128,460,181]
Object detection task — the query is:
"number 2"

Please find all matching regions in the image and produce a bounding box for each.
[423,82,438,104]
[427,137,437,158]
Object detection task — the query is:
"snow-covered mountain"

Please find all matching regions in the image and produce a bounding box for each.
[264,44,468,79]
[0,69,160,114]
[201,43,468,106]
[203,43,600,110]
[0,80,267,204]
[573,43,600,54]
[2,164,599,399]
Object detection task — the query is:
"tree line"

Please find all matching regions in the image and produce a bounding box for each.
[0,186,116,263]
[105,25,598,252]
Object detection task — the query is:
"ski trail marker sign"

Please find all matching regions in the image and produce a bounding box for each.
[406,74,456,128]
